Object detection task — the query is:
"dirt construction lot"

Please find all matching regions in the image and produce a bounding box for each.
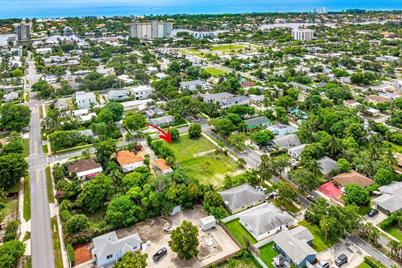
[116,205,241,268]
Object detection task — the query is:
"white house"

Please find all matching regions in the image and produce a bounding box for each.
[67,159,103,180]
[128,85,154,100]
[75,91,97,109]
[107,89,129,101]
[116,150,145,173]
[92,231,142,267]
[3,91,19,102]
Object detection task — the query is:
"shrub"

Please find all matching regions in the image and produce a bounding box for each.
[4,221,19,242]
[66,243,75,266]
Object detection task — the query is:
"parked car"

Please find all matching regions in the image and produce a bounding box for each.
[307,194,316,202]
[335,254,348,267]
[317,261,330,268]
[153,247,167,262]
[368,209,379,217]
[266,190,278,200]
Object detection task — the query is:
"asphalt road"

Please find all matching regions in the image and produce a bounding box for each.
[28,97,54,268]
[349,235,399,268]
[26,52,54,268]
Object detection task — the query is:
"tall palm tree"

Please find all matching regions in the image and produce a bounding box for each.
[368,134,384,160]
[388,240,399,259]
[383,148,397,167]
[327,135,342,158]
[304,159,321,178]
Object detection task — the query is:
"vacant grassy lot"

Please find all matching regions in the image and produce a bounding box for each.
[299,220,335,252]
[164,134,238,185]
[273,198,300,213]
[259,242,279,268]
[204,67,229,76]
[211,44,246,52]
[225,219,257,247]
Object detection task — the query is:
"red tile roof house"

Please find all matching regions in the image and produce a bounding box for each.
[67,159,103,180]
[241,81,256,88]
[154,159,173,174]
[116,150,145,173]
[319,171,374,202]
[333,171,375,188]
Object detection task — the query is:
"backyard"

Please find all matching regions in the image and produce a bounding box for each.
[299,221,335,252]
[383,226,402,242]
[224,219,256,247]
[164,134,240,185]
[259,242,279,268]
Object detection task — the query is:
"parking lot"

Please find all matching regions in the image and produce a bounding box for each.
[116,205,241,268]
[316,238,366,268]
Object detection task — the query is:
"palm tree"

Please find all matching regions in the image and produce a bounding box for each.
[258,154,274,181]
[327,135,342,158]
[304,159,321,178]
[383,148,397,167]
[125,132,134,142]
[368,134,384,160]
[388,240,399,259]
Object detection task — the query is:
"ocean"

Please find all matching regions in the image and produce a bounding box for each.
[0,0,401,19]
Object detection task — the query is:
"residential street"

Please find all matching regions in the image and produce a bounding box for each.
[28,96,54,268]
[349,235,399,268]
[26,52,54,268]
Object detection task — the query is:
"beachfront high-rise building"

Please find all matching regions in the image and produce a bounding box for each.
[16,22,30,43]
[128,20,173,39]
[292,29,314,41]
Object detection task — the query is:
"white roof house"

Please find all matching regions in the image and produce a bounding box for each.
[120,99,152,112]
[75,91,97,109]
[149,115,174,127]
[180,80,208,92]
[128,85,154,100]
[3,91,19,102]
[107,89,129,101]
[287,144,307,160]
[239,203,295,241]
[202,92,250,108]
[92,231,142,267]
[268,123,297,137]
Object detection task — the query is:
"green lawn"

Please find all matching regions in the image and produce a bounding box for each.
[259,242,280,268]
[51,216,63,268]
[23,176,31,221]
[1,198,17,222]
[387,142,402,153]
[204,67,229,76]
[163,134,238,185]
[384,226,402,242]
[45,166,55,203]
[299,221,335,252]
[42,144,48,154]
[218,251,261,268]
[357,262,371,268]
[211,44,246,52]
[273,198,300,213]
[23,138,29,157]
[225,219,257,247]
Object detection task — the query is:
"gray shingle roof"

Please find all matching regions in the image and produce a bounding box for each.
[273,134,301,149]
[273,226,316,265]
[318,156,337,176]
[374,182,402,214]
[239,203,294,237]
[220,184,264,212]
